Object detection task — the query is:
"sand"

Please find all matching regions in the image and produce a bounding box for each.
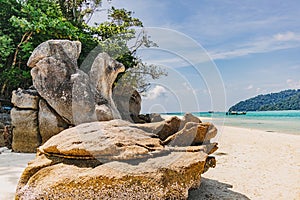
[0,125,299,200]
[190,125,300,200]
[0,148,35,200]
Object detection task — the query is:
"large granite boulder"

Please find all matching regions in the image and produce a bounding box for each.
[27,40,125,125]
[29,40,80,124]
[16,118,218,199]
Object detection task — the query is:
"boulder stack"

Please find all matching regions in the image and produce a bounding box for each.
[16,116,218,200]
[12,40,220,199]
[10,40,138,152]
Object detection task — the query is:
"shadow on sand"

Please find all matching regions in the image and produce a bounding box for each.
[188,178,250,200]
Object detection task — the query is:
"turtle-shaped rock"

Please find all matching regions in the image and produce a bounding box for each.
[37,120,164,164]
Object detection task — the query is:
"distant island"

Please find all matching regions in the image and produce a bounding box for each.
[229,89,300,111]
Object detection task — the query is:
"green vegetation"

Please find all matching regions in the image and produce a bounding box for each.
[229,89,300,111]
[0,0,164,99]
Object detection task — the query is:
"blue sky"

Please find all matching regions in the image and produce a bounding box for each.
[92,0,300,112]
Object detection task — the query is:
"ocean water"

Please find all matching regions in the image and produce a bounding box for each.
[163,110,300,135]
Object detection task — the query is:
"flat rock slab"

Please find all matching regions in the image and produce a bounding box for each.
[16,151,208,199]
[38,120,163,161]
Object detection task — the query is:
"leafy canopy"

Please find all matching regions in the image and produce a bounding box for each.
[0,0,165,98]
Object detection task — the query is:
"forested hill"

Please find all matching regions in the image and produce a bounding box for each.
[229,89,300,111]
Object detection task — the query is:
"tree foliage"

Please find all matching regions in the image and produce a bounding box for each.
[229,89,300,111]
[0,0,165,98]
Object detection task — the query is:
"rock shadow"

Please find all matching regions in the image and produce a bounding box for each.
[188,177,250,200]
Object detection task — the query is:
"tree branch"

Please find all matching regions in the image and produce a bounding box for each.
[12,31,33,67]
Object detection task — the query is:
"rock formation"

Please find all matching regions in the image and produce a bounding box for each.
[12,39,220,199]
[10,88,41,152]
[10,40,130,152]
[16,117,218,200]
[27,40,124,125]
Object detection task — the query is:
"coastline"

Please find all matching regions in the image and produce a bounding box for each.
[0,121,299,199]
[162,111,300,135]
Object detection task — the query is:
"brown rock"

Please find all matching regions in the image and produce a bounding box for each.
[16,151,208,200]
[0,128,4,147]
[15,118,218,199]
[131,116,181,140]
[11,108,41,152]
[38,120,162,161]
[164,122,218,146]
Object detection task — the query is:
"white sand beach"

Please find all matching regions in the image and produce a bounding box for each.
[1,125,299,200]
[190,125,300,200]
[0,148,35,200]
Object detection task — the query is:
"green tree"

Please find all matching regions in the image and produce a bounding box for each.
[0,0,165,99]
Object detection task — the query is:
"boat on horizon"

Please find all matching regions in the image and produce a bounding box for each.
[226,111,247,115]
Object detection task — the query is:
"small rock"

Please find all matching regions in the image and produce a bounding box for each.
[11,88,40,109]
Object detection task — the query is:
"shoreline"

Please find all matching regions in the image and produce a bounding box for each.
[1,123,299,199]
[162,114,299,136]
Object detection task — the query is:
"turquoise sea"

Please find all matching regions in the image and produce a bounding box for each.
[163,110,300,135]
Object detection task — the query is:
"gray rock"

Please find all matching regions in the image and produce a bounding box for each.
[11,108,41,153]
[89,52,125,120]
[27,40,81,68]
[38,99,69,144]
[29,41,125,124]
[31,56,75,124]
[11,88,40,109]
[113,88,142,122]
[70,70,97,125]
[0,122,4,129]
[29,40,81,124]
[149,113,164,122]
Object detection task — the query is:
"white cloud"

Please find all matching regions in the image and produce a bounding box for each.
[287,79,300,89]
[210,32,300,60]
[246,85,253,90]
[144,85,167,100]
[274,32,300,41]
